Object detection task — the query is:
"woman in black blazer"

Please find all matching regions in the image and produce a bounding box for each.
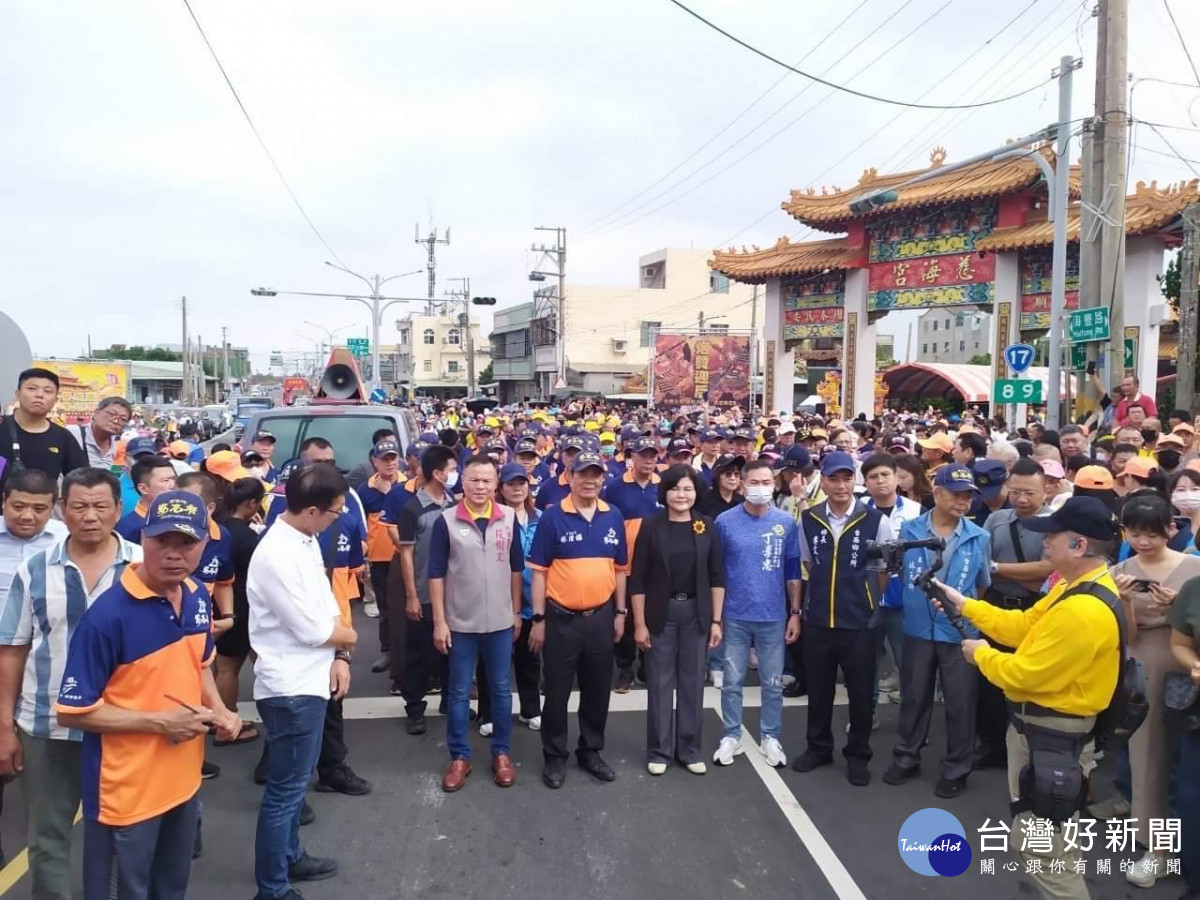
[629,465,725,775]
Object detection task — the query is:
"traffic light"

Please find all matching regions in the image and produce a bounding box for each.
[471,296,497,306]
[848,190,899,216]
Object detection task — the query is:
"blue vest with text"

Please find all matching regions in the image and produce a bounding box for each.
[801,502,882,630]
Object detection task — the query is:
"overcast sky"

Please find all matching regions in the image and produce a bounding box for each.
[3,0,1199,371]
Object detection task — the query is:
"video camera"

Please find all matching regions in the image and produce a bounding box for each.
[864,537,946,574]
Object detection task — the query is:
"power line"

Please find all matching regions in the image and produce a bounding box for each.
[665,0,1053,110]
[581,0,964,242]
[576,0,875,234]
[1162,0,1200,88]
[179,0,348,268]
[1144,122,1200,180]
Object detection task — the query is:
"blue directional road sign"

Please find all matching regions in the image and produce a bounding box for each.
[1003,343,1036,375]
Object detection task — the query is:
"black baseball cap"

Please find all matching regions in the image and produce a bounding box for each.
[1021,496,1121,542]
[713,453,745,474]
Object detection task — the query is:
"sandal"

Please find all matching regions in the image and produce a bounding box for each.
[212,722,260,747]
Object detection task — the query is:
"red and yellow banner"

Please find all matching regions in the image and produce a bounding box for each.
[869,253,995,292]
[653,333,750,410]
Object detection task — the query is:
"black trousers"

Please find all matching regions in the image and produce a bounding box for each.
[317,697,346,780]
[803,626,877,763]
[892,634,978,781]
[369,560,391,654]
[541,603,614,762]
[402,613,449,718]
[479,618,542,723]
[385,554,408,684]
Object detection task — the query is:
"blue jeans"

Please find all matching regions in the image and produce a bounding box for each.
[872,607,904,706]
[255,695,327,900]
[447,629,513,760]
[1179,728,1200,893]
[83,795,198,900]
[721,618,785,741]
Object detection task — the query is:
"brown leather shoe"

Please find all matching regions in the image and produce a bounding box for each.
[441,759,472,793]
[492,753,517,787]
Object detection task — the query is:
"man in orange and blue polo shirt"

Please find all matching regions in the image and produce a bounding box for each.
[56,490,241,900]
[357,437,405,674]
[528,450,629,790]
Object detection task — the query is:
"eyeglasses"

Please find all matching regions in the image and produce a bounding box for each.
[101,409,130,425]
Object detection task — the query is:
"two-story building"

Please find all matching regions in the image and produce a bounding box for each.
[393,312,490,398]
[490,247,762,402]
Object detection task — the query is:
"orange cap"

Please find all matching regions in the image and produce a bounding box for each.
[1156,433,1186,450]
[1123,456,1160,480]
[1174,423,1196,436]
[206,450,251,483]
[1075,465,1114,490]
[168,440,191,458]
[917,433,954,454]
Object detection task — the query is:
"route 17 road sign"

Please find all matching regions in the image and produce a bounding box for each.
[1003,343,1035,375]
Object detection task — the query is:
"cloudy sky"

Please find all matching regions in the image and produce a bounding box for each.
[3,0,1199,371]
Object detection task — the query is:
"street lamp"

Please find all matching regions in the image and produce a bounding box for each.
[250,268,424,390]
[302,320,356,348]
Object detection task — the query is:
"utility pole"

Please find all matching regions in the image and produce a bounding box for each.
[1101,0,1128,393]
[221,325,230,397]
[446,277,477,397]
[1078,0,1107,409]
[197,333,204,402]
[181,295,189,405]
[749,285,759,412]
[415,223,451,315]
[1046,56,1080,430]
[1177,205,1200,413]
[530,227,567,395]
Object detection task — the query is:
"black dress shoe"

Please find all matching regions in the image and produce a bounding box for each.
[883,764,920,785]
[253,891,305,900]
[847,761,871,787]
[542,759,566,789]
[934,776,967,799]
[782,681,807,698]
[288,851,338,882]
[201,760,221,780]
[299,800,315,826]
[315,763,372,796]
[370,653,390,673]
[614,668,634,694]
[407,715,427,736]
[577,753,617,782]
[790,751,833,773]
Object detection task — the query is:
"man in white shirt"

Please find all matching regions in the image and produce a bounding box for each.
[248,462,359,900]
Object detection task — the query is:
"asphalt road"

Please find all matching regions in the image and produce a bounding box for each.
[0,609,1187,899]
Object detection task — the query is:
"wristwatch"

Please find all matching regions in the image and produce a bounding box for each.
[789,610,801,617]
[334,650,352,664]
[531,613,545,623]
[990,560,999,575]
[615,608,629,616]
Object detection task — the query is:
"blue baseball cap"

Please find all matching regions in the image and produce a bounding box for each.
[668,438,694,456]
[372,438,400,458]
[972,459,1009,498]
[125,437,157,459]
[934,464,981,493]
[419,431,440,444]
[142,490,209,541]
[562,434,587,452]
[700,428,722,443]
[514,439,538,455]
[571,450,606,473]
[632,436,659,454]
[252,431,276,444]
[732,426,754,441]
[406,441,430,459]
[819,450,857,477]
[619,425,641,445]
[499,462,528,484]
[777,445,813,471]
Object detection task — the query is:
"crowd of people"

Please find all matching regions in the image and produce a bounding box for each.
[1,364,1200,900]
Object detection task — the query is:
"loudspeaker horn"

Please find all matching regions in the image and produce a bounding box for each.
[315,348,367,402]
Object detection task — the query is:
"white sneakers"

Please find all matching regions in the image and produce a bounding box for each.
[362,599,380,618]
[685,761,707,775]
[713,736,745,766]
[479,722,493,737]
[647,762,668,776]
[710,669,725,688]
[519,715,541,731]
[761,736,787,768]
[1125,851,1163,888]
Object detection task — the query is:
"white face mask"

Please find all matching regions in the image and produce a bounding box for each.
[444,470,459,490]
[1173,489,1200,513]
[247,466,265,479]
[745,485,773,506]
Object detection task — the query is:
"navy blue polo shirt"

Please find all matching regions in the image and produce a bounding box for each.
[528,496,628,611]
